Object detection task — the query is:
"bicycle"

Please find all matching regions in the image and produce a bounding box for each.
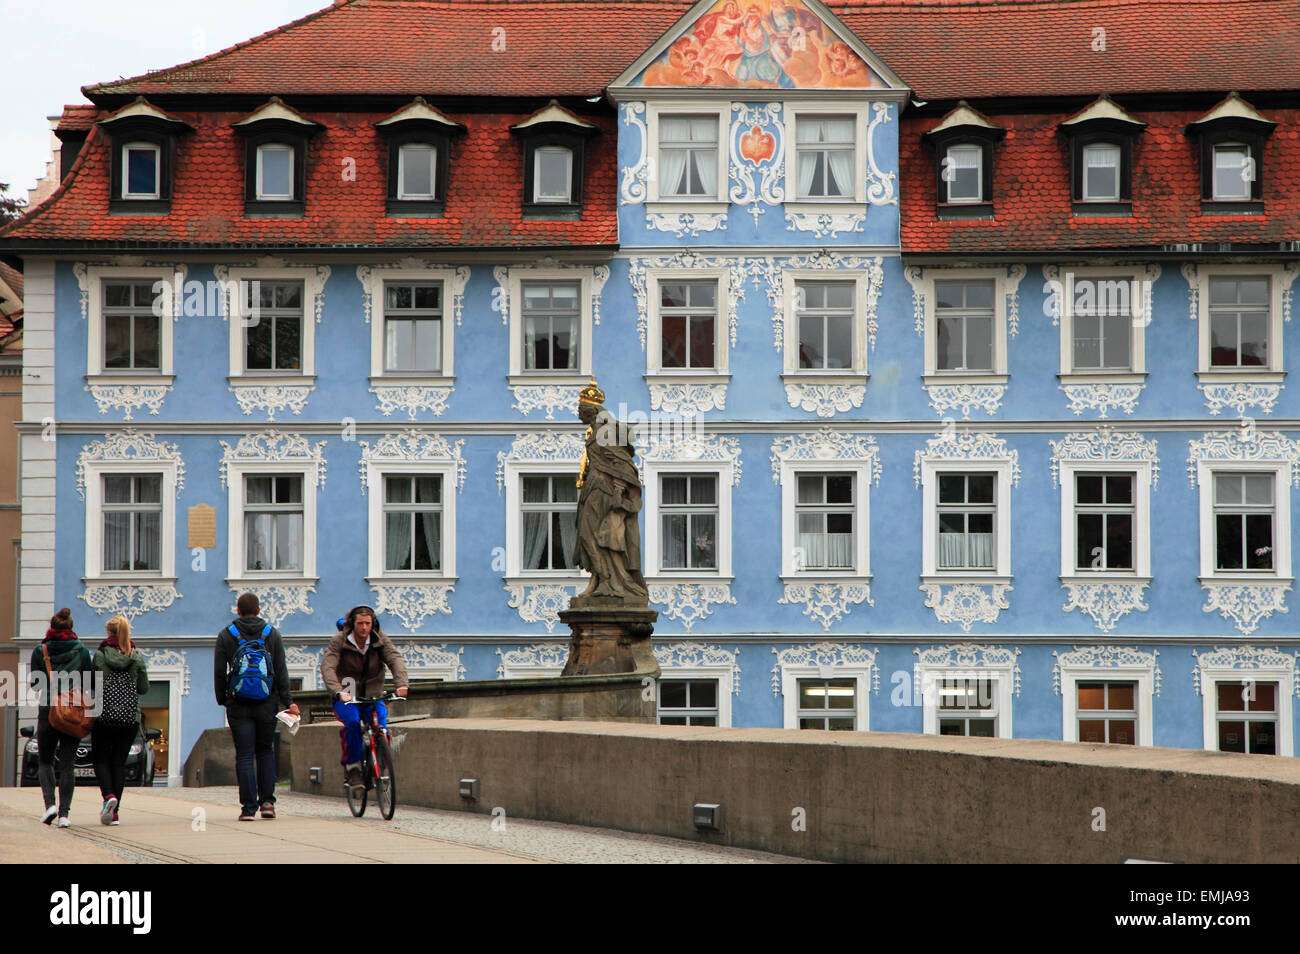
[340,693,402,820]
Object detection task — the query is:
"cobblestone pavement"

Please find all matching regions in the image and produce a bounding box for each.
[0,786,815,864]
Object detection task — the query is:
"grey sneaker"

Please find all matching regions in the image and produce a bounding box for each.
[40,805,57,825]
[57,816,71,829]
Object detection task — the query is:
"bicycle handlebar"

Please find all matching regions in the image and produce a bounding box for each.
[341,693,405,705]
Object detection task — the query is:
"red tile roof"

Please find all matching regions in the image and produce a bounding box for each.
[56,105,99,133]
[1,107,619,250]
[902,107,1300,252]
[0,261,22,302]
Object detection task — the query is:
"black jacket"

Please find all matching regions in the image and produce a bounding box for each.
[214,616,292,711]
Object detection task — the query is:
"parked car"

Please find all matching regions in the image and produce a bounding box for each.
[19,725,161,787]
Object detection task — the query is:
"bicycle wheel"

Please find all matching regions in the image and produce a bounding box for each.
[346,761,368,817]
[373,734,397,820]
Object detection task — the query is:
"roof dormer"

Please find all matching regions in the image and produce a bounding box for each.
[1186,93,1275,211]
[98,96,192,215]
[924,101,1004,218]
[510,100,598,219]
[233,97,324,217]
[376,98,465,217]
[1060,95,1146,215]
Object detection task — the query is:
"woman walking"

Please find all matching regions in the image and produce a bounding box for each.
[92,615,149,825]
[29,608,93,827]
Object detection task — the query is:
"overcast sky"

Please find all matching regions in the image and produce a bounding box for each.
[0,0,325,204]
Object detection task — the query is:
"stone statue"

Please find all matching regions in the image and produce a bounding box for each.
[571,380,650,607]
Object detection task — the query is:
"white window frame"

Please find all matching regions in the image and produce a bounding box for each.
[644,461,734,581]
[779,663,872,731]
[83,462,179,583]
[502,461,585,583]
[362,267,458,384]
[646,102,728,216]
[224,265,324,380]
[255,143,295,201]
[778,460,871,582]
[1055,266,1149,387]
[944,143,983,204]
[533,146,573,204]
[655,670,733,727]
[782,268,872,383]
[919,459,1013,583]
[1058,462,1153,582]
[644,269,729,384]
[397,142,437,200]
[1081,142,1122,202]
[121,141,161,199]
[225,461,320,583]
[917,668,1015,739]
[86,266,177,383]
[1059,666,1155,746]
[920,268,1009,385]
[1211,142,1251,201]
[504,267,596,384]
[1193,264,1286,382]
[1198,666,1294,756]
[1196,461,1292,583]
[364,463,457,583]
[785,105,869,214]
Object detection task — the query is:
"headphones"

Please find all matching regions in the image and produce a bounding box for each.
[345,605,378,630]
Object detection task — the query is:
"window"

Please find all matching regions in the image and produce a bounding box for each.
[1215,680,1277,754]
[1212,144,1251,200]
[937,677,997,737]
[918,662,1016,738]
[943,144,983,203]
[797,678,857,730]
[255,144,294,200]
[520,474,578,572]
[1214,473,1273,572]
[102,475,161,573]
[1076,680,1137,745]
[657,680,718,726]
[244,281,303,372]
[1081,143,1121,201]
[925,105,1003,213]
[383,475,442,573]
[244,475,303,573]
[1209,276,1269,369]
[102,281,161,371]
[937,473,995,571]
[1071,277,1132,370]
[122,143,160,199]
[797,281,854,371]
[522,281,579,372]
[397,143,437,200]
[660,281,716,370]
[659,115,719,198]
[1074,473,1134,571]
[1188,97,1273,205]
[384,283,442,373]
[794,116,855,199]
[935,279,994,372]
[533,146,573,204]
[659,474,717,571]
[796,473,855,571]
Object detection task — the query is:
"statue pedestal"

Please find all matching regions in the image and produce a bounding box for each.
[558,605,658,677]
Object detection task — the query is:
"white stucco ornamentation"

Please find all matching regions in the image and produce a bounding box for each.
[1049,428,1160,488]
[1061,580,1150,633]
[80,583,181,620]
[759,253,883,352]
[1180,262,1200,322]
[493,263,610,326]
[358,430,466,493]
[228,384,313,420]
[906,264,1025,336]
[369,385,452,419]
[371,582,455,630]
[138,649,191,695]
[920,582,1012,631]
[1186,429,1300,487]
[1004,264,1027,337]
[284,645,324,672]
[230,583,315,626]
[496,431,584,492]
[496,642,569,677]
[904,265,926,335]
[913,643,1022,696]
[397,642,465,680]
[656,643,742,693]
[619,102,648,205]
[784,382,866,418]
[771,428,882,484]
[1197,382,1283,416]
[85,384,171,420]
[865,102,898,206]
[76,430,186,500]
[628,251,750,350]
[640,432,742,481]
[729,102,785,226]
[913,431,1021,487]
[784,210,866,238]
[505,583,579,633]
[924,383,1004,419]
[648,382,727,416]
[1201,581,1291,635]
[219,430,328,490]
[510,384,585,419]
[1052,645,1161,696]
[649,582,736,631]
[647,211,728,237]
[355,262,470,326]
[779,582,873,629]
[1192,645,1300,696]
[770,642,878,697]
[1060,383,1144,418]
[214,263,331,325]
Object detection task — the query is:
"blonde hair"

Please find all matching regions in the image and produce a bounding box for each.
[106,615,132,655]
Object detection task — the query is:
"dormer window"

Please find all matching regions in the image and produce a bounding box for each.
[98,97,191,215]
[234,97,323,217]
[1188,95,1274,212]
[1061,95,1144,215]
[376,98,462,217]
[924,101,1002,219]
[512,100,598,219]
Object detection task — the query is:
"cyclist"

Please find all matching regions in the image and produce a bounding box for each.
[320,605,409,790]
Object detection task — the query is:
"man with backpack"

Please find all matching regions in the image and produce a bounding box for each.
[214,592,298,821]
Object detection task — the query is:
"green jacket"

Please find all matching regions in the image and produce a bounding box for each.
[29,635,93,707]
[93,646,150,725]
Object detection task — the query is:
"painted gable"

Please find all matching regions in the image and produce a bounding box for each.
[633,0,886,89]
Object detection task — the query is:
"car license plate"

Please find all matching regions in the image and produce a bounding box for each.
[74,767,96,778]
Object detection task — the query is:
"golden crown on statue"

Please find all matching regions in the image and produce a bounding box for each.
[578,379,606,406]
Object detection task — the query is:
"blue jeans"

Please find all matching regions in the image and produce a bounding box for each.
[228,709,277,813]
[334,699,387,766]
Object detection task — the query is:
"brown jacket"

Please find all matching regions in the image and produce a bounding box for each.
[320,628,409,700]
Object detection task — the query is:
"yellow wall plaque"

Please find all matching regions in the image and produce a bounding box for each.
[187,503,217,549]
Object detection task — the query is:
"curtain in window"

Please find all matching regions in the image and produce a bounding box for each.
[659,149,688,195]
[827,150,853,197]
[276,513,303,571]
[797,531,852,569]
[246,514,272,571]
[941,531,993,568]
[693,150,717,195]
[385,512,412,572]
[662,515,687,568]
[418,511,440,571]
[104,512,131,572]
[796,152,817,196]
[136,512,160,571]
[557,511,577,570]
[522,513,548,570]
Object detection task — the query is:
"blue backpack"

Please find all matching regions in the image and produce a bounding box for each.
[227,623,274,701]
